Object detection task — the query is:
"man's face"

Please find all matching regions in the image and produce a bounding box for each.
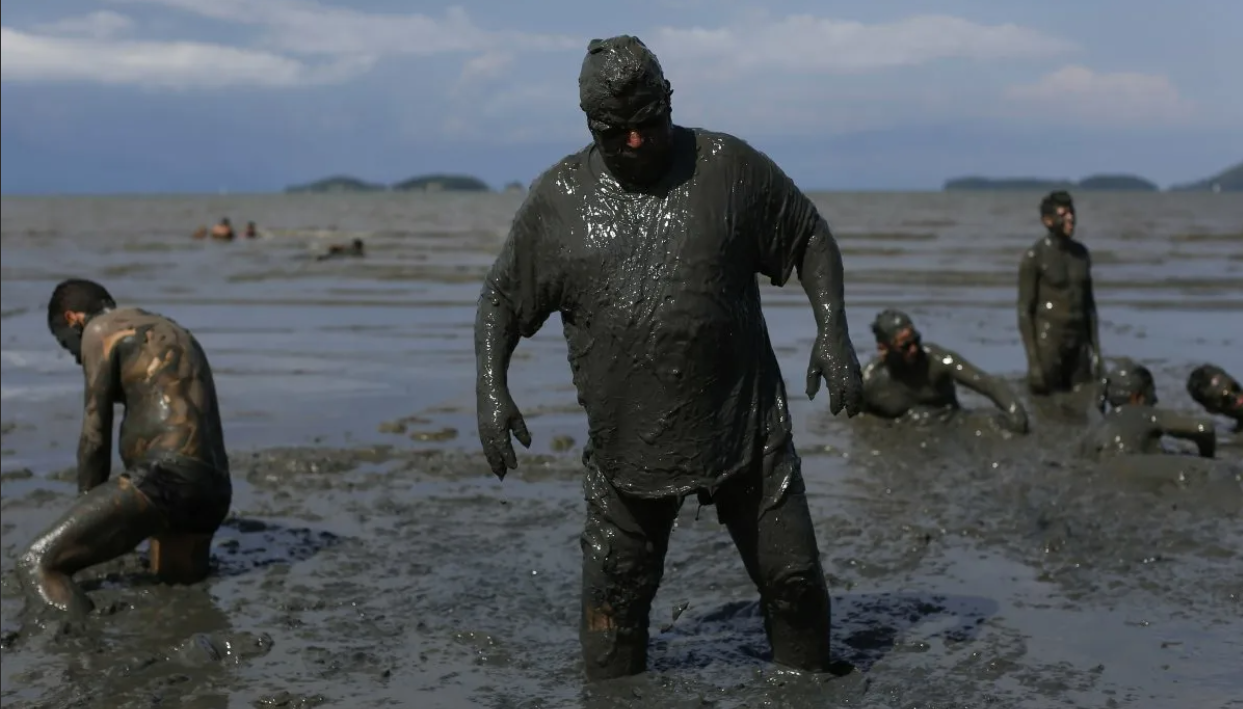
[588,110,674,189]
[879,326,922,367]
[1042,205,1076,238]
[1206,373,1243,413]
[52,310,88,365]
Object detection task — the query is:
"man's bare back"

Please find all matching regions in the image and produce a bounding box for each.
[81,308,228,476]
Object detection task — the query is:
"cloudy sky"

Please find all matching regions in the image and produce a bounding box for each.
[2,0,1240,193]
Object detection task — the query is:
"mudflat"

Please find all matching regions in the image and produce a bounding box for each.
[2,191,1241,708]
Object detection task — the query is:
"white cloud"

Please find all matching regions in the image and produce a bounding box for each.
[1004,65,1194,123]
[36,11,135,40]
[0,27,372,89]
[108,0,577,56]
[459,52,515,85]
[649,13,1076,80]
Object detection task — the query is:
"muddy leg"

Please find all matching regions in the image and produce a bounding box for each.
[579,462,681,681]
[149,533,214,584]
[16,478,167,617]
[716,442,832,672]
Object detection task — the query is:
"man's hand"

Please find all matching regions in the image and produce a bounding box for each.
[1003,407,1030,435]
[806,329,862,416]
[477,385,532,480]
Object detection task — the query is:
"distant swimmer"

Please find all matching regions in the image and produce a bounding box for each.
[245,221,258,239]
[210,218,235,241]
[1017,191,1104,401]
[1078,359,1216,460]
[860,309,1029,433]
[316,238,365,261]
[18,279,232,617]
[1187,364,1242,432]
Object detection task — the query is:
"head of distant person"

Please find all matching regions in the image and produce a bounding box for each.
[871,309,923,369]
[1104,359,1157,409]
[1040,191,1076,239]
[578,35,676,191]
[47,278,116,366]
[1187,364,1242,417]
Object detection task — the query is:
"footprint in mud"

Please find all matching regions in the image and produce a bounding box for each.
[649,592,997,674]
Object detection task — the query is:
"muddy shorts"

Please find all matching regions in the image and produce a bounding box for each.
[121,457,232,536]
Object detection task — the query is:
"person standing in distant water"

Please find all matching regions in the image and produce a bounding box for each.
[244,221,258,239]
[210,218,235,241]
[18,279,232,617]
[1016,191,1104,399]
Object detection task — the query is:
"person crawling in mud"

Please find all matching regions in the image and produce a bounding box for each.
[861,309,1029,434]
[316,238,365,261]
[1187,364,1243,432]
[18,279,232,617]
[1078,359,1216,460]
[475,36,863,681]
[1017,191,1104,401]
[210,218,235,241]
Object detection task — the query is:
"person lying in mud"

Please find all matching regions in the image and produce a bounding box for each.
[860,309,1029,434]
[210,218,235,241]
[316,238,365,261]
[18,279,232,617]
[1187,364,1242,432]
[1016,191,1104,402]
[1078,359,1216,460]
[475,36,863,682]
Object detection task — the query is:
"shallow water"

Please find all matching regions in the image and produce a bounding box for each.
[1,191,1241,708]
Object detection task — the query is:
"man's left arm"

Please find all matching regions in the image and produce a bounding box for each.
[1153,409,1216,459]
[77,324,118,493]
[750,147,860,413]
[1084,249,1103,377]
[939,346,1029,433]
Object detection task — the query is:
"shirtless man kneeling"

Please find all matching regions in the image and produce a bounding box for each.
[18,279,232,616]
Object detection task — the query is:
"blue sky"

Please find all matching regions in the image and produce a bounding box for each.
[2,0,1240,193]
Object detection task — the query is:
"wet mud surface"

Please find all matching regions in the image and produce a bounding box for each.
[3,192,1242,708]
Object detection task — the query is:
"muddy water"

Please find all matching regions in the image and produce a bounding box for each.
[1,192,1241,708]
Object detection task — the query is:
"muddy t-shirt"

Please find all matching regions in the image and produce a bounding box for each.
[483,126,824,498]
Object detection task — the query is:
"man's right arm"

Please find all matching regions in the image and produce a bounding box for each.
[77,323,119,493]
[475,188,562,393]
[1154,410,1217,458]
[1016,248,1042,372]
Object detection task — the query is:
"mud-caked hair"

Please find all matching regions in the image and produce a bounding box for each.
[1104,358,1156,408]
[870,309,916,343]
[1039,190,1074,219]
[578,35,672,123]
[46,278,115,335]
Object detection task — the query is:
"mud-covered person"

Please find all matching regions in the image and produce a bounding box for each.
[475,36,863,681]
[1187,364,1243,433]
[1078,359,1215,460]
[18,279,232,617]
[1017,191,1105,402]
[860,309,1028,433]
[316,237,365,261]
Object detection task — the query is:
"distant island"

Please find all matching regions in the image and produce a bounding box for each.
[944,161,1241,193]
[284,173,492,194]
[1168,162,1243,192]
[286,175,386,193]
[943,174,1157,192]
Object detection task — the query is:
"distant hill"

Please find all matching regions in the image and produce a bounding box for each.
[1168,162,1243,192]
[286,175,386,193]
[391,174,490,192]
[943,174,1157,192]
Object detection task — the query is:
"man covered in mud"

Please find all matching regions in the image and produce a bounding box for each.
[316,237,365,261]
[1078,359,1216,460]
[1187,364,1243,432]
[1016,191,1104,399]
[18,279,232,617]
[860,309,1029,433]
[474,36,863,681]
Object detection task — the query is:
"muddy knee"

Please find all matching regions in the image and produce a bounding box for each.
[763,567,829,616]
[149,533,213,585]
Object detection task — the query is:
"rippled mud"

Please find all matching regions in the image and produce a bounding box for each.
[3,402,1240,708]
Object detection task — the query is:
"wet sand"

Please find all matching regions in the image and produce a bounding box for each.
[2,191,1242,708]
